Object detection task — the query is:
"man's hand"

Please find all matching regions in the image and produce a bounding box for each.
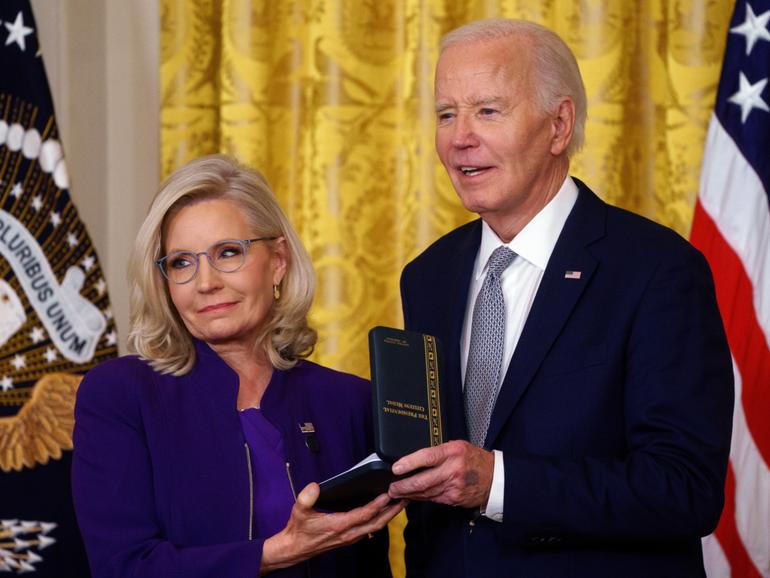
[388,440,494,509]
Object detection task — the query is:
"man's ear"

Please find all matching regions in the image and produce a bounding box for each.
[272,237,288,286]
[550,97,576,156]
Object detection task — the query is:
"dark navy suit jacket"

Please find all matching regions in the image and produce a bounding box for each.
[400,180,734,578]
[72,340,390,578]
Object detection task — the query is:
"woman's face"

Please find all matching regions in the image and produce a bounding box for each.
[162,198,286,351]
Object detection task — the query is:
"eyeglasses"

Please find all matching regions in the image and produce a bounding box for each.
[155,237,277,284]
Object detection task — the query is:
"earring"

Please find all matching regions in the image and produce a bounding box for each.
[273,284,281,300]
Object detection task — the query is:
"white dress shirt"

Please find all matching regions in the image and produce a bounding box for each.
[461,177,579,522]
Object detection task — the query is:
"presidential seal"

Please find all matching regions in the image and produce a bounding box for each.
[0,12,117,475]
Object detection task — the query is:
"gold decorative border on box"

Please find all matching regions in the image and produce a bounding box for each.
[423,335,443,447]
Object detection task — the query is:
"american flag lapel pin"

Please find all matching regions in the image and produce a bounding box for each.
[299,422,315,433]
[299,422,319,452]
[564,270,582,280]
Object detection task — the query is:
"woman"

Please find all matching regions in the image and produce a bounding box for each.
[72,155,403,577]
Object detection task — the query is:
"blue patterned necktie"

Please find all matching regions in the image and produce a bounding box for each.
[464,245,517,447]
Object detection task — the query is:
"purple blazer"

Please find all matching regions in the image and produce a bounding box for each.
[72,340,390,578]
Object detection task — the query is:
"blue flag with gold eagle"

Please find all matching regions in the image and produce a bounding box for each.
[1,1,117,575]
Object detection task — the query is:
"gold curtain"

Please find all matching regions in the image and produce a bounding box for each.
[160,1,733,575]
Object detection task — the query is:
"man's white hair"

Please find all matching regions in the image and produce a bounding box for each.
[441,18,587,157]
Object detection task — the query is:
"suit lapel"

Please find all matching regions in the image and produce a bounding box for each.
[442,221,481,441]
[484,183,607,448]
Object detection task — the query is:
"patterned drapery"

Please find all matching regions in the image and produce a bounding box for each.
[160,1,733,574]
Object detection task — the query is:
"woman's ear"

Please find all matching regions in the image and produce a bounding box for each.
[272,236,289,285]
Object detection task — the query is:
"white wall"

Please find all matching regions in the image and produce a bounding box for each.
[31,0,160,353]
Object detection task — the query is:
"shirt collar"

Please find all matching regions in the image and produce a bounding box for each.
[474,176,579,279]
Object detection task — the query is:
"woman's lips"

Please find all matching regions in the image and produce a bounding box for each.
[198,301,237,314]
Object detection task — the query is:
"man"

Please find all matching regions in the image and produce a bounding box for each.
[388,19,734,577]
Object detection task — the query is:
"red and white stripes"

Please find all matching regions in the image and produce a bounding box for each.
[693,114,770,578]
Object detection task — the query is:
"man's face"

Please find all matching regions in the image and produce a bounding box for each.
[435,37,565,237]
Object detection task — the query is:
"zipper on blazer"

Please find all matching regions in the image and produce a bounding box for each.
[285,461,298,501]
[244,442,254,540]
[285,460,312,578]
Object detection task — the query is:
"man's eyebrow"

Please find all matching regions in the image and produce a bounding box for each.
[470,96,504,106]
[434,96,504,113]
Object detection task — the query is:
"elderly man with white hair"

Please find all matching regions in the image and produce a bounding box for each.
[389,18,734,578]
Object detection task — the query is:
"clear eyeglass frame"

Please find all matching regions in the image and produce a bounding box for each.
[155,237,277,284]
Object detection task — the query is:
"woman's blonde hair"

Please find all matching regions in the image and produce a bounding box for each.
[127,154,316,375]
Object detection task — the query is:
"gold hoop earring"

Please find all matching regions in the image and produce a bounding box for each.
[273,284,281,300]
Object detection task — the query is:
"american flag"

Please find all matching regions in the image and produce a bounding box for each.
[690,0,770,576]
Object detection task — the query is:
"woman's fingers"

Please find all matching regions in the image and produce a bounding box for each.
[324,497,406,547]
[261,488,407,573]
[340,493,392,523]
[340,497,407,540]
[359,499,406,535]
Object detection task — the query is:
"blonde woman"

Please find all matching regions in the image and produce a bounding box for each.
[72,155,402,578]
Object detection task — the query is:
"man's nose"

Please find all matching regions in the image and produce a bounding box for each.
[451,114,479,148]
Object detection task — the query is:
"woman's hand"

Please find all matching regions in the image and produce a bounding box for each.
[260,483,405,575]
